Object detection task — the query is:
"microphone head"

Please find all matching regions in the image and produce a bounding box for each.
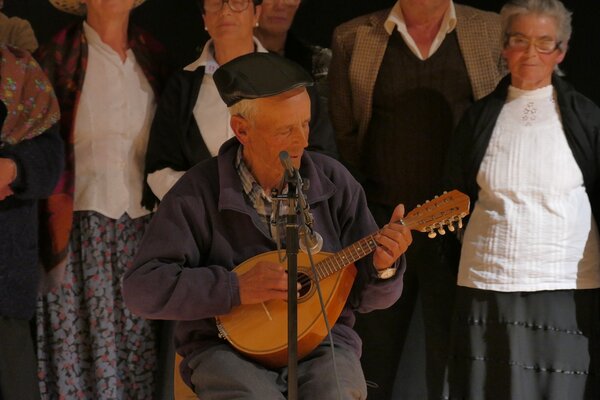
[279,150,296,179]
[299,229,323,255]
[279,150,290,162]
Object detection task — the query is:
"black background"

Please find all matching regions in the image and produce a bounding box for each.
[4,0,599,103]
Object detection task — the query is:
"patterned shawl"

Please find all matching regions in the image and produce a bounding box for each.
[36,22,166,270]
[0,44,59,145]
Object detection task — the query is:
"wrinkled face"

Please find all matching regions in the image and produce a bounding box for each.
[83,0,135,17]
[203,0,261,43]
[258,0,300,36]
[235,88,311,182]
[502,13,566,90]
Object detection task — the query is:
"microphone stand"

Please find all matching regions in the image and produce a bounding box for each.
[283,168,300,400]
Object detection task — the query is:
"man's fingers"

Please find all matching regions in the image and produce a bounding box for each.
[391,203,406,222]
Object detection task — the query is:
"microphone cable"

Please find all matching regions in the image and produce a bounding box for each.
[278,150,344,399]
[300,214,343,400]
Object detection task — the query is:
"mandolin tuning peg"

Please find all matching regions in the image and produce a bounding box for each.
[416,204,421,208]
[427,228,437,239]
[437,226,446,235]
[434,195,439,199]
[448,223,455,232]
[443,190,447,194]
[457,217,463,229]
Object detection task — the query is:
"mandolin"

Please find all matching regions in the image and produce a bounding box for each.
[215,190,470,367]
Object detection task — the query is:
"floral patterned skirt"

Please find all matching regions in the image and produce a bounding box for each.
[36,211,157,400]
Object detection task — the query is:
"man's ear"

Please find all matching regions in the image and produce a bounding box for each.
[231,115,250,145]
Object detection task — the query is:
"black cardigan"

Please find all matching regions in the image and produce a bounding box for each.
[444,74,600,222]
[142,66,338,209]
[0,124,64,320]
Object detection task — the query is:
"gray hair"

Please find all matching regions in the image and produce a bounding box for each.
[500,0,572,75]
[501,0,572,51]
[228,98,258,123]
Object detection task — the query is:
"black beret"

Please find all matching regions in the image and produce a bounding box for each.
[213,52,314,107]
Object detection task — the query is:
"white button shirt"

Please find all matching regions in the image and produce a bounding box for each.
[73,22,156,219]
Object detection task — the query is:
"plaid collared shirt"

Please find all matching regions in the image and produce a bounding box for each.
[235,147,288,241]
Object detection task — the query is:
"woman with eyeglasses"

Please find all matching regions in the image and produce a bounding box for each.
[442,0,600,398]
[254,0,331,96]
[142,0,336,209]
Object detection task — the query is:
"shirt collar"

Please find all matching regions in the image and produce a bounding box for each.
[83,21,103,47]
[384,1,457,36]
[83,21,134,65]
[217,139,336,214]
[235,145,273,205]
[234,145,290,239]
[183,37,268,74]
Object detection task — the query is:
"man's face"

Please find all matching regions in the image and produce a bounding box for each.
[399,0,450,14]
[240,88,311,181]
[258,0,301,36]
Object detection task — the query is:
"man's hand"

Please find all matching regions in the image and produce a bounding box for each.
[237,261,300,305]
[373,204,412,271]
[0,158,16,201]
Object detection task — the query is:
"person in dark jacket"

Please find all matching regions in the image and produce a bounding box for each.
[142,0,337,210]
[124,53,412,399]
[0,44,62,400]
[443,0,600,398]
[254,0,331,96]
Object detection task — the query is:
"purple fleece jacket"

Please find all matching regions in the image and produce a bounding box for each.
[123,138,406,383]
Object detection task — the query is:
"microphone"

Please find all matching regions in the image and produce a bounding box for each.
[279,150,323,254]
[299,225,323,255]
[279,151,296,179]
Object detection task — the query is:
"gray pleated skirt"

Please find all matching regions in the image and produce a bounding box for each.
[442,286,600,400]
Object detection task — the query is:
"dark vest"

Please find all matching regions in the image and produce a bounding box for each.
[362,30,473,209]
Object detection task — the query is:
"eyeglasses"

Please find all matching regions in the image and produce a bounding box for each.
[262,0,301,5]
[204,0,251,13]
[505,33,562,54]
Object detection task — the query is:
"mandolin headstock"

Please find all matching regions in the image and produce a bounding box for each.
[403,190,470,238]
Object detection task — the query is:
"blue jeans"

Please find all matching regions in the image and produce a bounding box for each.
[189,342,367,399]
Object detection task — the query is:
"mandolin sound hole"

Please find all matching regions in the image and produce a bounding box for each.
[298,271,313,298]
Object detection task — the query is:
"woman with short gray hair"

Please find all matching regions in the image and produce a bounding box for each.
[500,0,572,73]
[443,0,600,398]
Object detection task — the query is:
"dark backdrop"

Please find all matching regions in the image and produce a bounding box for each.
[4,0,599,103]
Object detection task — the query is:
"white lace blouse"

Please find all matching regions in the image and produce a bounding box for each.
[458,84,600,292]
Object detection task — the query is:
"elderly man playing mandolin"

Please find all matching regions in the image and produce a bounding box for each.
[123,52,412,400]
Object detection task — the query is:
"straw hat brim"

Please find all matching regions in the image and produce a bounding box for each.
[49,0,146,16]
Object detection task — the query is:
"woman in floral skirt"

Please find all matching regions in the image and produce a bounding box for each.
[35,0,166,398]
